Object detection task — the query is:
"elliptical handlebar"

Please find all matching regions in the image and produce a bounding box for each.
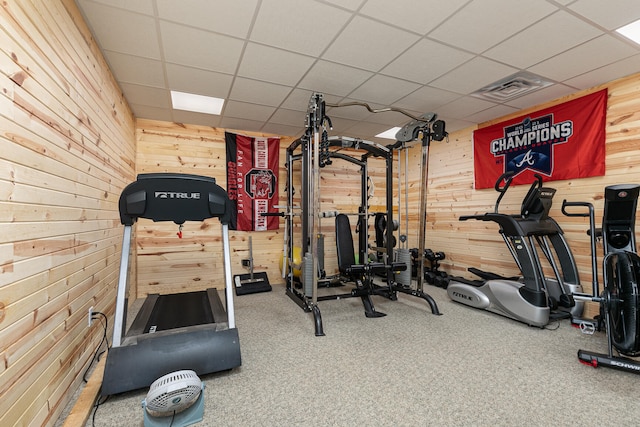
[493,171,515,213]
[561,199,599,297]
[561,200,593,217]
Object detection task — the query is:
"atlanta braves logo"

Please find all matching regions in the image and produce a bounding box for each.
[490,114,573,176]
[515,150,536,167]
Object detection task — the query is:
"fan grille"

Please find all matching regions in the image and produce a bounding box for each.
[145,370,202,416]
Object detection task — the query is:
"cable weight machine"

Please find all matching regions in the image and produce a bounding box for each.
[283,93,445,335]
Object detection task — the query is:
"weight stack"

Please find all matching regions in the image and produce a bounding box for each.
[395,248,412,287]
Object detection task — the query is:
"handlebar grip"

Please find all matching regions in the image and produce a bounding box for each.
[561,199,594,217]
[494,170,515,193]
[260,212,285,217]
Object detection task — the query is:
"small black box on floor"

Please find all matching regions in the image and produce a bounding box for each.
[234,272,272,296]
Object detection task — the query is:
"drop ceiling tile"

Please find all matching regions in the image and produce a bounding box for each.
[298,61,373,97]
[280,88,315,111]
[564,53,640,89]
[165,64,234,98]
[430,57,518,95]
[229,77,292,107]
[569,0,640,30]
[369,110,421,127]
[359,0,469,35]
[437,117,475,133]
[529,34,638,82]
[437,96,498,120]
[322,16,421,71]
[393,86,461,113]
[250,0,351,56]
[103,51,165,87]
[348,75,421,105]
[161,21,244,74]
[505,84,577,110]
[238,43,315,86]
[130,103,173,122]
[269,108,306,127]
[174,110,222,127]
[429,0,557,53]
[484,10,603,68]
[78,1,161,58]
[119,83,170,109]
[78,0,154,16]
[219,117,264,133]
[465,104,520,124]
[381,39,474,84]
[323,0,365,11]
[261,122,303,137]
[156,0,259,38]
[325,117,360,134]
[342,121,392,138]
[223,101,276,122]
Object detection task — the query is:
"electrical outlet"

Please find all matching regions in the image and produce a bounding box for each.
[88,306,94,327]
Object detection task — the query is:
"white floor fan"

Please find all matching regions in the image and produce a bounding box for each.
[142,370,205,427]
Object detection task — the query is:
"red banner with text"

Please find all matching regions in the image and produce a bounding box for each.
[473,89,607,189]
[226,132,280,231]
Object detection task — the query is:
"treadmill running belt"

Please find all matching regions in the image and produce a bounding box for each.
[144,291,214,333]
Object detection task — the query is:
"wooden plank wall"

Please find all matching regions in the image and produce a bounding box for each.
[135,120,393,296]
[0,3,638,426]
[0,1,135,426]
[421,75,640,317]
[135,119,296,296]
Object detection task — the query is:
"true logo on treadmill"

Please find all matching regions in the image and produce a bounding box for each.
[154,191,201,199]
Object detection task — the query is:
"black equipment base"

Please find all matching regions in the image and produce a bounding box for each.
[102,326,241,395]
[234,272,272,296]
[578,349,640,374]
[102,288,241,395]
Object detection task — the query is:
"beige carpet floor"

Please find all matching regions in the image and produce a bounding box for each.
[57,283,640,426]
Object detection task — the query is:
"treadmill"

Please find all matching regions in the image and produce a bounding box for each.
[101,173,241,395]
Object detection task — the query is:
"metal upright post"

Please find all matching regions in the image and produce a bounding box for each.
[417,133,432,292]
[311,96,321,306]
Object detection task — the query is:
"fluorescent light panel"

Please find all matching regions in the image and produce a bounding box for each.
[170,90,224,115]
[617,19,640,45]
[376,126,402,140]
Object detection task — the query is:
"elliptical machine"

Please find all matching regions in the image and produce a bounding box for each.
[448,172,582,327]
[562,184,640,373]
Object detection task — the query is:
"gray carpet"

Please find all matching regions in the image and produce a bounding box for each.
[64,283,640,426]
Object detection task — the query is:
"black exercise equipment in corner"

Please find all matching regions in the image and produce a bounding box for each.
[563,184,640,374]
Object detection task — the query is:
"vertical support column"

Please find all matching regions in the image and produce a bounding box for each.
[309,93,323,305]
[112,225,132,347]
[221,223,236,329]
[417,134,431,292]
[385,149,395,285]
[360,162,369,266]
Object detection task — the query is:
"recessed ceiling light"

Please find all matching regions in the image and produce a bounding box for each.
[170,90,224,115]
[376,127,402,140]
[617,19,640,45]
